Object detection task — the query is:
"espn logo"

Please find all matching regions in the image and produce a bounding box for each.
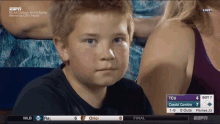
[194,116,208,120]
[9,7,21,11]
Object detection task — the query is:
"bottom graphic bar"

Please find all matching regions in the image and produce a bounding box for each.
[8,115,188,122]
[7,115,220,123]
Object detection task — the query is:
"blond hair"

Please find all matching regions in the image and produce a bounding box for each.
[49,0,134,45]
[157,0,212,35]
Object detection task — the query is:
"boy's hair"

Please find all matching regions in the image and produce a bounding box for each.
[49,0,134,45]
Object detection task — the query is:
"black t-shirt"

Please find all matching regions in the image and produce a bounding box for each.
[12,64,153,115]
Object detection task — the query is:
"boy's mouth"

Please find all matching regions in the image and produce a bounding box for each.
[96,68,117,74]
[97,67,117,71]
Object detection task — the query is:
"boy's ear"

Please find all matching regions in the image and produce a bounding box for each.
[53,36,69,62]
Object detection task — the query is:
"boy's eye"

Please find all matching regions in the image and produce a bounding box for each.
[86,39,96,45]
[114,38,123,43]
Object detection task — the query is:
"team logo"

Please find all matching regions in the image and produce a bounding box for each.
[74,116,77,120]
[119,116,122,120]
[36,116,41,121]
[81,115,86,121]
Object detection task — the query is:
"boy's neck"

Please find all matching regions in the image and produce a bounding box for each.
[62,65,107,109]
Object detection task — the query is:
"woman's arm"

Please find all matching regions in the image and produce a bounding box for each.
[1,1,53,39]
[134,16,161,38]
[137,20,195,115]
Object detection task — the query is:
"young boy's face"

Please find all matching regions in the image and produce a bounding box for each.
[64,12,130,87]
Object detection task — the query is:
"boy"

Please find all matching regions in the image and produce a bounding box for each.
[12,0,153,115]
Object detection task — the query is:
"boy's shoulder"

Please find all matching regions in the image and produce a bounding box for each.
[12,67,71,115]
[22,67,65,94]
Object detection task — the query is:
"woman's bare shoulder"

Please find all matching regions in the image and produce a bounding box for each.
[155,19,195,43]
[144,19,195,64]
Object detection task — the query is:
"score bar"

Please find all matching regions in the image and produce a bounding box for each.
[167,94,214,113]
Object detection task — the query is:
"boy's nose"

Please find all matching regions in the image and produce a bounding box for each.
[98,47,115,61]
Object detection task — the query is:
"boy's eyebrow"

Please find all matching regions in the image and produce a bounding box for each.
[112,32,127,37]
[80,33,99,37]
[80,32,127,37]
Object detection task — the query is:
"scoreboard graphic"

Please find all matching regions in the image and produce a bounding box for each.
[167,94,214,113]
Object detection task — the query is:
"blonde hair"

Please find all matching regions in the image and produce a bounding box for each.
[49,0,134,45]
[156,0,212,35]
